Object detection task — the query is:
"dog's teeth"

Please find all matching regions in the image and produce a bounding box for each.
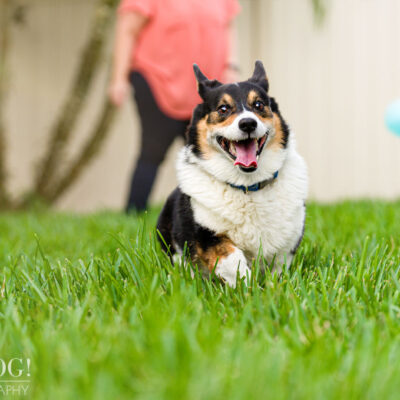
[229,142,236,155]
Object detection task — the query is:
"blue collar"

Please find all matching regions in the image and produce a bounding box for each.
[229,171,279,194]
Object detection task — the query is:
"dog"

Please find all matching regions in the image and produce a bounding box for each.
[157,61,308,287]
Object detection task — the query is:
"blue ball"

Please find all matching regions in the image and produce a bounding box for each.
[385,99,400,137]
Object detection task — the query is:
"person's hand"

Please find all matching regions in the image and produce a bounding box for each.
[109,77,130,107]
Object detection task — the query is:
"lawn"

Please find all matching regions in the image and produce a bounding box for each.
[1,201,400,399]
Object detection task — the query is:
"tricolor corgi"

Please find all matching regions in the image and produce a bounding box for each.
[157,61,308,287]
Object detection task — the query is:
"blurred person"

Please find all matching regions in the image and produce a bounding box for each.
[109,0,241,212]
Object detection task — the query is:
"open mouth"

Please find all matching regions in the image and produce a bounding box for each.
[217,135,267,172]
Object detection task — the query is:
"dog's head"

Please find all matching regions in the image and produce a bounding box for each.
[186,61,290,185]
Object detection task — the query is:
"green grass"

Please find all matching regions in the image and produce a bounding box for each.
[1,201,400,399]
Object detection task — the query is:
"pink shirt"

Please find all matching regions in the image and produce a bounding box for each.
[118,0,240,119]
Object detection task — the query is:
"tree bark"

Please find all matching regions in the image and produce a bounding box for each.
[46,99,116,203]
[0,1,12,208]
[33,0,118,198]
[311,0,327,24]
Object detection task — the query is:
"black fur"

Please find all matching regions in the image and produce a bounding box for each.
[187,63,290,158]
[187,82,273,156]
[157,61,299,272]
[193,64,223,100]
[248,60,269,92]
[157,187,222,258]
[186,103,208,156]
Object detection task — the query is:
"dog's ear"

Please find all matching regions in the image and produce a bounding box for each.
[248,60,269,92]
[193,64,222,101]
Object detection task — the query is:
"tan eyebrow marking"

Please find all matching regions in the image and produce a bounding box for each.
[247,90,259,106]
[206,93,238,126]
[218,94,235,108]
[247,90,273,120]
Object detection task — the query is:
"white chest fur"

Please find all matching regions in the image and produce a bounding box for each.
[176,137,308,264]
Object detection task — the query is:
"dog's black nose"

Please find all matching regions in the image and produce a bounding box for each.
[238,118,257,134]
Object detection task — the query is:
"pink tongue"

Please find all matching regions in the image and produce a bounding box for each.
[234,140,258,168]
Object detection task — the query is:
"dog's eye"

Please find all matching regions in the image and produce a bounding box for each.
[254,101,265,112]
[217,104,230,115]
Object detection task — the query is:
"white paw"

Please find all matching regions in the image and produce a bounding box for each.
[215,248,251,288]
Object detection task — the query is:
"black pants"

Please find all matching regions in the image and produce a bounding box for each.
[126,72,189,212]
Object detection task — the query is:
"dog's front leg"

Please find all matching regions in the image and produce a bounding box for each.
[215,247,251,288]
[197,236,251,288]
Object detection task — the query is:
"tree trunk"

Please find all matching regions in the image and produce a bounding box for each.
[46,99,116,203]
[311,0,327,23]
[0,1,12,208]
[33,0,119,199]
